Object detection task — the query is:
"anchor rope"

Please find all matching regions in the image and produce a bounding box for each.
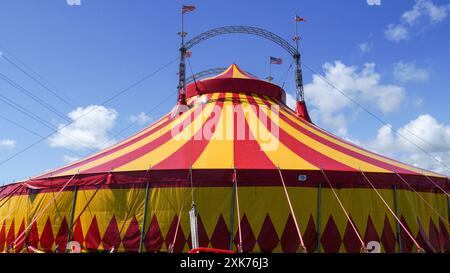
[394,172,449,227]
[277,167,307,252]
[320,169,366,251]
[234,168,243,253]
[360,170,424,252]
[9,173,77,251]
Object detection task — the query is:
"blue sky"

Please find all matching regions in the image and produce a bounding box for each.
[0,0,450,183]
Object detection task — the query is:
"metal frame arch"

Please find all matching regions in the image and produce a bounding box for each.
[177,25,305,108]
[184,26,297,56]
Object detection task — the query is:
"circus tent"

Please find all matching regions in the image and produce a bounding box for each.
[0,63,448,253]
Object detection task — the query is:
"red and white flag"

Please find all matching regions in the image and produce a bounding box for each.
[182,5,196,14]
[295,15,306,22]
[184,51,192,58]
[270,56,283,65]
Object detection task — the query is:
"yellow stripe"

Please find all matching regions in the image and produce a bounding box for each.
[232,64,250,79]
[116,94,220,171]
[263,95,442,177]
[240,93,318,170]
[39,114,170,177]
[56,102,206,176]
[193,99,234,169]
[278,114,390,172]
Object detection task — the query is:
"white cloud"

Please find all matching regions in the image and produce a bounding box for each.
[63,155,80,163]
[402,0,450,25]
[129,112,152,125]
[385,24,409,42]
[368,114,450,175]
[357,42,373,54]
[285,92,296,110]
[304,61,405,136]
[386,0,450,42]
[49,105,118,151]
[393,61,430,83]
[0,139,16,149]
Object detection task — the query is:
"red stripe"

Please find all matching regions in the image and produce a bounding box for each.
[83,108,201,174]
[276,98,426,173]
[245,94,354,171]
[2,170,447,198]
[215,67,234,79]
[233,65,258,79]
[153,97,225,169]
[257,96,418,175]
[233,94,275,169]
[37,114,172,178]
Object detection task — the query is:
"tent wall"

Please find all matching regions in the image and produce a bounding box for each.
[0,184,448,253]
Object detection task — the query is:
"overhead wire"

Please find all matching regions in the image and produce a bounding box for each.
[0,113,83,158]
[0,45,75,107]
[0,72,70,122]
[0,56,179,170]
[302,62,450,173]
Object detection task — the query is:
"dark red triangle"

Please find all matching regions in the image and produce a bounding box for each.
[6,219,15,249]
[165,215,186,253]
[364,216,380,244]
[380,216,396,253]
[210,215,230,250]
[144,215,164,252]
[303,215,318,252]
[85,216,102,251]
[280,214,300,253]
[320,215,342,253]
[399,215,414,252]
[102,215,121,252]
[342,217,362,253]
[55,217,69,252]
[14,220,25,252]
[40,217,55,252]
[26,221,39,250]
[257,214,279,253]
[0,221,6,252]
[415,217,433,253]
[438,218,449,252]
[428,219,441,253]
[72,219,85,248]
[122,216,141,252]
[233,214,256,252]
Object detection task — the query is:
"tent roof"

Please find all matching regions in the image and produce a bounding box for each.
[185,63,286,103]
[34,64,445,180]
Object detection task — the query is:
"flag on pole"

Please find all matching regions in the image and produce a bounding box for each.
[184,51,192,58]
[270,56,283,65]
[182,5,196,14]
[295,15,306,22]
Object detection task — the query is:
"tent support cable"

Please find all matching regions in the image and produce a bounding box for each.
[277,167,307,253]
[320,168,367,252]
[395,172,449,226]
[138,166,152,253]
[9,173,78,252]
[360,170,424,253]
[234,167,243,253]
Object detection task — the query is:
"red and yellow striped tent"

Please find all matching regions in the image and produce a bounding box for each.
[0,64,448,253]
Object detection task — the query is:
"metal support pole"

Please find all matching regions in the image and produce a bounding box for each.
[316,182,322,253]
[293,53,305,102]
[393,185,402,253]
[228,181,236,251]
[138,181,151,253]
[66,185,78,252]
[447,195,450,224]
[177,47,187,105]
